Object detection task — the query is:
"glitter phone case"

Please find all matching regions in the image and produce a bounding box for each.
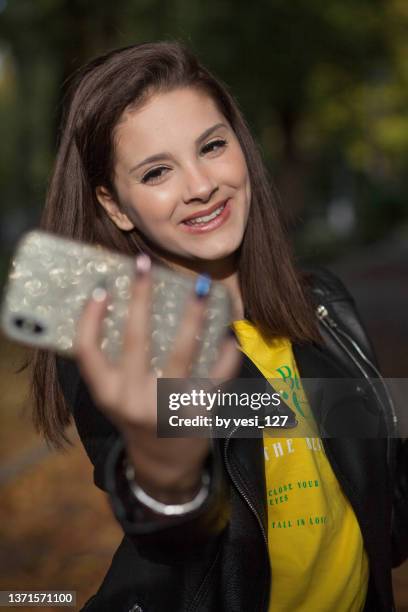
[1,230,232,376]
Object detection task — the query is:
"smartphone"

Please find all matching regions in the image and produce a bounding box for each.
[0,230,232,377]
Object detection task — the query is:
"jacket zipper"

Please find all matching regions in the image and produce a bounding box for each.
[315,304,398,435]
[187,425,270,612]
[316,303,397,475]
[224,425,270,612]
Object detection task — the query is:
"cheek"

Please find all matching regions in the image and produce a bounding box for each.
[236,151,251,204]
[233,155,251,209]
[122,186,176,228]
[227,147,250,190]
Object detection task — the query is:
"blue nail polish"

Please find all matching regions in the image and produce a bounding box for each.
[195,274,211,298]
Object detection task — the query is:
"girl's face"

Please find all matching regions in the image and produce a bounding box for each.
[96,87,251,273]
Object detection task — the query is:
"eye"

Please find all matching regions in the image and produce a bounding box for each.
[201,138,227,156]
[141,166,170,184]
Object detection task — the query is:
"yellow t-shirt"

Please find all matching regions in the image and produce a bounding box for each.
[232,320,369,612]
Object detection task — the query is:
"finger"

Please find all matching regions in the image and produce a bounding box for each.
[121,254,152,376]
[164,274,211,378]
[209,334,243,383]
[74,287,117,406]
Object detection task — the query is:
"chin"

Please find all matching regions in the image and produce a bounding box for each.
[192,234,243,261]
[191,245,241,263]
[203,250,235,261]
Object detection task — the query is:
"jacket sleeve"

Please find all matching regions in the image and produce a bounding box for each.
[56,354,120,491]
[56,354,230,563]
[104,435,230,563]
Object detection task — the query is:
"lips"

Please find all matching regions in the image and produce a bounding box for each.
[181,199,229,224]
[180,199,231,234]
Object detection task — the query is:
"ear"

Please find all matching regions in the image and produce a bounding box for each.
[95,186,135,231]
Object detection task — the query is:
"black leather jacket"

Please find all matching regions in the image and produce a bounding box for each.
[56,268,408,612]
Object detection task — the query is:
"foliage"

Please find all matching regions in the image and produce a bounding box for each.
[0,0,407,254]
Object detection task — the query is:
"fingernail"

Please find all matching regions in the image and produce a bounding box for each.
[92,286,107,302]
[195,274,211,299]
[135,254,151,275]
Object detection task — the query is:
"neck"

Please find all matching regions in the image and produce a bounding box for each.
[219,272,245,321]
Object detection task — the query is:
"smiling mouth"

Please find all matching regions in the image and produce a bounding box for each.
[183,202,227,226]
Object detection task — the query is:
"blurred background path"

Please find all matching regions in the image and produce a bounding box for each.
[0,342,122,611]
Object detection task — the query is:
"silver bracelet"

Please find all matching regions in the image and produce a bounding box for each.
[124,461,210,517]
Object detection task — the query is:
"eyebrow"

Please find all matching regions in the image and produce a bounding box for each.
[128,122,228,174]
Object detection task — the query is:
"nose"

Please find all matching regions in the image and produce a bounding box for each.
[182,162,218,204]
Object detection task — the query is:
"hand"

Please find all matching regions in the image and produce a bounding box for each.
[74,255,242,502]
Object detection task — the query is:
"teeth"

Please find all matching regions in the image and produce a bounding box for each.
[185,203,225,225]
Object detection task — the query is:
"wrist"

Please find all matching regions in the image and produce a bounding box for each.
[124,458,210,516]
[124,438,205,503]
[128,468,203,505]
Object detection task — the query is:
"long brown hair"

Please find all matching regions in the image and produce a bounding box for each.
[24,41,319,448]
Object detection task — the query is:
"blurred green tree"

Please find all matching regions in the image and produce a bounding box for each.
[0,0,407,251]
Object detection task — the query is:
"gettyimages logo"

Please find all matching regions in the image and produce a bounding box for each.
[156,377,407,439]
